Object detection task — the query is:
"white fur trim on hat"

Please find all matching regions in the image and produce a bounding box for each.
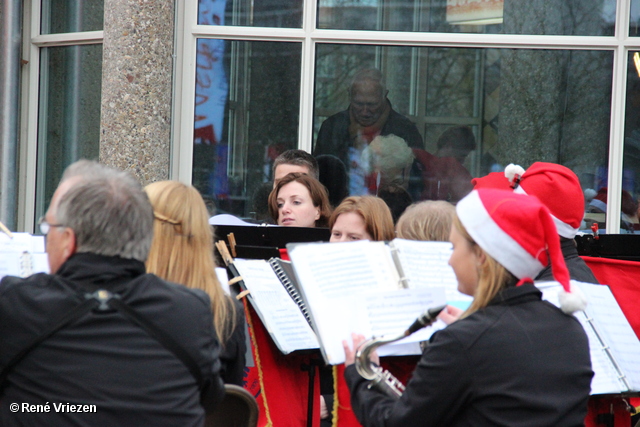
[456,191,545,279]
[514,186,579,238]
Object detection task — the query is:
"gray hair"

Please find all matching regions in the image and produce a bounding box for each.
[349,68,387,97]
[56,160,154,261]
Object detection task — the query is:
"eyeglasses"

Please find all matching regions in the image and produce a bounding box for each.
[38,216,66,235]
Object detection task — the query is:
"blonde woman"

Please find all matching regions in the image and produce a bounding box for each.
[343,189,592,426]
[145,181,246,385]
[395,200,455,242]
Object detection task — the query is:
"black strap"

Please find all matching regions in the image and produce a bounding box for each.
[1,284,204,391]
[107,297,204,388]
[0,297,98,388]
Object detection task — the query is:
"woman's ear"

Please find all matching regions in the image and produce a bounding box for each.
[315,207,321,221]
[475,246,486,265]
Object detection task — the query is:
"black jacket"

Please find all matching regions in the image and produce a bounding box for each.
[536,237,599,284]
[314,105,424,168]
[0,253,224,427]
[345,284,593,427]
[220,298,247,385]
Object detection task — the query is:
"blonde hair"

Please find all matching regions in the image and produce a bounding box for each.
[328,196,395,241]
[453,215,515,318]
[144,181,236,345]
[396,201,455,241]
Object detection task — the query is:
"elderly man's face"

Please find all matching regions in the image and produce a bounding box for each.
[350,81,387,127]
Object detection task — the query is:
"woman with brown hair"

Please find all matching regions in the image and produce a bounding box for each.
[329,196,395,242]
[268,172,332,227]
[145,180,246,385]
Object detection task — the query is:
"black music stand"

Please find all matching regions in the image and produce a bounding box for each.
[214,224,330,261]
[575,234,640,261]
[214,224,330,427]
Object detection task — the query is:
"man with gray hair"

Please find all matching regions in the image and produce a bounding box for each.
[0,160,224,426]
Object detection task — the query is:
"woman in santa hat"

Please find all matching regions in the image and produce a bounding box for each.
[342,188,593,427]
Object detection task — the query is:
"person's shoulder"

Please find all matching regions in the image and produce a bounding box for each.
[136,274,212,309]
[318,109,349,129]
[0,273,55,297]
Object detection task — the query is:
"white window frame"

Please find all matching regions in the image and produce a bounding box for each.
[19,0,103,232]
[174,0,640,233]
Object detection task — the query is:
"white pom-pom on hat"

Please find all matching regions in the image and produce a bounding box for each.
[558,281,588,314]
[504,163,525,186]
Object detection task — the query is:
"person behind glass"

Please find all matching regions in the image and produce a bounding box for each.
[343,189,593,427]
[145,180,246,385]
[314,68,424,196]
[268,172,332,227]
[395,200,455,242]
[329,196,395,242]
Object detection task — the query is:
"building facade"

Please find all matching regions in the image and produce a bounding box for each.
[1,0,640,234]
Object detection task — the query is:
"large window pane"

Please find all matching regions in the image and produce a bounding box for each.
[632,1,640,36]
[199,0,302,28]
[36,44,103,223]
[41,0,104,34]
[193,40,301,220]
[620,52,640,233]
[318,0,615,36]
[313,44,612,229]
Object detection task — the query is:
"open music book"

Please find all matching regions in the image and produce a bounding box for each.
[537,281,640,395]
[0,233,49,281]
[287,239,466,365]
[233,258,319,355]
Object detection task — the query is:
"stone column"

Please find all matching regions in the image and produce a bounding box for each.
[99,0,175,185]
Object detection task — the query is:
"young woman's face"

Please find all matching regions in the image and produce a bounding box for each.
[276,181,320,228]
[448,225,481,297]
[330,212,372,242]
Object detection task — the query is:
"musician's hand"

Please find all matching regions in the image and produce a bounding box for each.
[320,396,328,419]
[438,305,463,325]
[343,333,367,366]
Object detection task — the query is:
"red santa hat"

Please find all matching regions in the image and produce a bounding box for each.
[457,189,587,313]
[472,163,584,239]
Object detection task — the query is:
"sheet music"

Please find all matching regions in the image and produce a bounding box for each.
[573,311,625,394]
[288,240,401,300]
[575,282,640,392]
[0,234,49,281]
[0,233,45,253]
[391,239,472,309]
[537,280,640,394]
[233,259,319,354]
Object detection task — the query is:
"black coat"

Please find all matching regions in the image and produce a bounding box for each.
[314,105,424,168]
[536,237,599,284]
[0,253,225,427]
[345,284,593,427]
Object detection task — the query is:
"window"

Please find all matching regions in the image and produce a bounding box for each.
[177,0,638,233]
[24,0,104,230]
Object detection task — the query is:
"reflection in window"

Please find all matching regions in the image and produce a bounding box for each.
[631,0,640,36]
[193,40,301,220]
[198,0,302,28]
[318,0,615,36]
[41,0,104,34]
[618,52,640,232]
[36,45,103,222]
[313,44,612,229]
